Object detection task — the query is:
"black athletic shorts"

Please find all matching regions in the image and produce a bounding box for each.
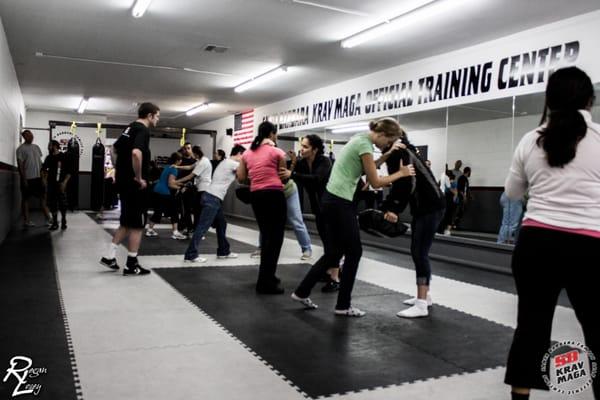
[21,178,45,199]
[118,184,147,229]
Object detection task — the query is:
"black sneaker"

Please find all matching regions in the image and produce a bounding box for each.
[49,223,59,231]
[100,257,119,270]
[321,279,340,293]
[61,221,67,230]
[255,284,284,295]
[123,263,151,276]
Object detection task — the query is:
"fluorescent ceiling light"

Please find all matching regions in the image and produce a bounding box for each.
[292,0,369,17]
[330,123,368,134]
[341,0,440,48]
[234,66,288,93]
[77,97,89,114]
[186,103,210,116]
[132,0,153,18]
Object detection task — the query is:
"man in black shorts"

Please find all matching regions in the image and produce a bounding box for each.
[100,102,160,276]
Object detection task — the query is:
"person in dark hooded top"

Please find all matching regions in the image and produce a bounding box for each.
[380,133,445,318]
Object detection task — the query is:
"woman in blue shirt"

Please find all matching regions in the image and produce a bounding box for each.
[146,152,185,239]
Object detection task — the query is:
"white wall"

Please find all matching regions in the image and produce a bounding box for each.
[0,16,26,243]
[196,115,234,156]
[149,134,213,160]
[0,17,25,166]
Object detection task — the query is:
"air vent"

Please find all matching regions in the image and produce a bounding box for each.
[203,44,229,54]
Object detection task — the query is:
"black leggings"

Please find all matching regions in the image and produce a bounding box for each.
[296,191,361,310]
[150,194,179,225]
[251,190,286,287]
[505,227,599,397]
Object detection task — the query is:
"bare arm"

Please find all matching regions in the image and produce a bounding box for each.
[132,149,146,189]
[362,153,414,189]
[236,158,248,183]
[278,157,287,183]
[167,173,181,190]
[176,172,196,184]
[375,142,405,168]
[174,164,195,171]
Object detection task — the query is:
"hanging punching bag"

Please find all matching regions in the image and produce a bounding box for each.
[91,138,105,211]
[67,136,80,210]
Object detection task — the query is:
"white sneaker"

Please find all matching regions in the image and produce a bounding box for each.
[250,249,261,258]
[397,300,429,318]
[334,306,366,317]
[24,221,36,227]
[300,250,312,260]
[217,253,238,259]
[291,293,318,309]
[443,229,451,236]
[403,294,433,307]
[172,231,187,240]
[145,229,158,237]
[184,257,207,263]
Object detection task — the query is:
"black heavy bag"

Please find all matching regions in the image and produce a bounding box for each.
[358,209,409,238]
[67,137,80,210]
[90,138,105,211]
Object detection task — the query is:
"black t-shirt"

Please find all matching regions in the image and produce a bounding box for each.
[457,175,470,195]
[43,152,73,185]
[114,122,151,188]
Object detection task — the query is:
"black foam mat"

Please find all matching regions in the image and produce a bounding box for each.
[0,229,78,400]
[155,264,514,398]
[104,228,257,256]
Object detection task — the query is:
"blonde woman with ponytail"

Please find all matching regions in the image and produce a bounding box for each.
[292,118,415,316]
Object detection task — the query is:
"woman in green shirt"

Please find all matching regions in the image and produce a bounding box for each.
[292,118,415,316]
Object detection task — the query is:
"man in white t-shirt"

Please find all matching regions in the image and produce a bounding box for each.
[183,145,245,263]
[176,145,212,233]
[16,130,51,226]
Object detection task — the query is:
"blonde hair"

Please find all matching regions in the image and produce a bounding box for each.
[368,117,404,138]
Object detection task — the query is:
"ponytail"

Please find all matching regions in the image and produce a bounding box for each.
[536,109,587,167]
[251,121,277,150]
[536,67,594,168]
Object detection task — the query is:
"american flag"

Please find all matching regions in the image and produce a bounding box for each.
[233,109,255,147]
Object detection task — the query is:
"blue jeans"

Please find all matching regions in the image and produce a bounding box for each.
[184,193,230,260]
[497,192,524,244]
[411,209,444,286]
[287,189,312,253]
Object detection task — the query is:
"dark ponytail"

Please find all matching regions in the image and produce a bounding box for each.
[251,121,277,150]
[536,67,594,168]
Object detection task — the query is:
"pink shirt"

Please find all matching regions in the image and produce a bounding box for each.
[242,143,285,192]
[522,219,600,239]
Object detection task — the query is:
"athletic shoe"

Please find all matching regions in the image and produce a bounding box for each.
[403,294,433,307]
[256,284,284,295]
[217,253,238,259]
[250,249,261,258]
[300,250,312,260]
[100,257,119,270]
[321,279,340,293]
[291,293,318,309]
[172,231,187,240]
[396,300,429,318]
[24,221,35,227]
[334,306,366,317]
[123,263,151,276]
[49,223,59,231]
[61,222,67,231]
[145,229,158,237]
[46,219,53,227]
[184,257,207,263]
[443,229,451,236]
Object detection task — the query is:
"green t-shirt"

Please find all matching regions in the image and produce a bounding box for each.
[326,133,374,201]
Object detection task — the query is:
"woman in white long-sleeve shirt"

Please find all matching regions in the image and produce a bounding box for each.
[504,67,599,400]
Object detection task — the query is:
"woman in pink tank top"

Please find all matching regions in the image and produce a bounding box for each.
[237,121,287,294]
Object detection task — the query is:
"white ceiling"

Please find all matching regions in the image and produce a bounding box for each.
[2,0,600,127]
